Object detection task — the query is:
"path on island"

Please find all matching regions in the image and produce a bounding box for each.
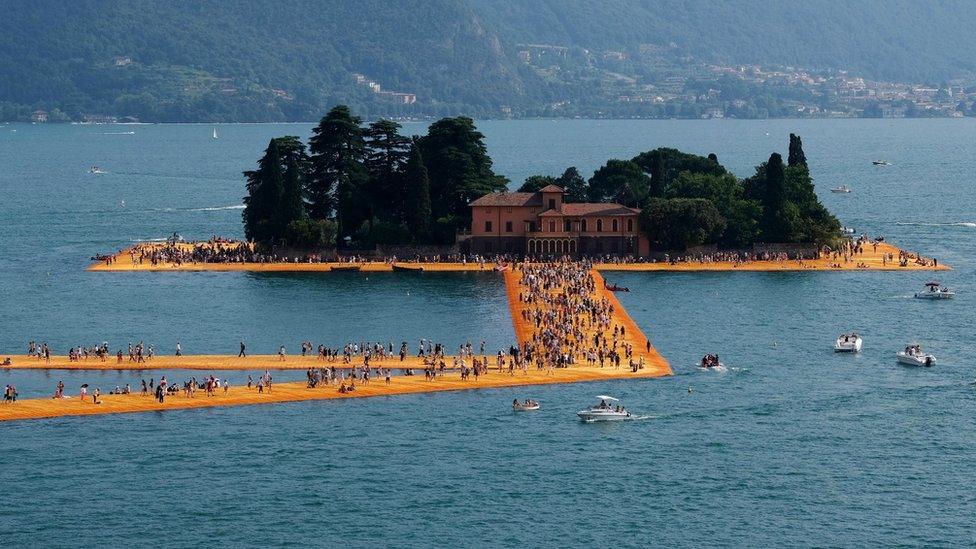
[1,263,670,421]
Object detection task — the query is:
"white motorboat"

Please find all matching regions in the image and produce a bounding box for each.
[841,227,856,235]
[873,160,890,166]
[512,399,540,411]
[831,185,852,193]
[897,345,936,367]
[914,281,954,300]
[89,165,107,174]
[834,332,863,353]
[577,395,632,422]
[834,332,863,352]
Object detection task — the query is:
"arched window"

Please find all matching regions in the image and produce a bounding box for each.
[612,219,618,232]
[580,219,587,232]
[627,218,634,232]
[596,219,603,232]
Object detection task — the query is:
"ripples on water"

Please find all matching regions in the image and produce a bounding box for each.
[1,120,975,546]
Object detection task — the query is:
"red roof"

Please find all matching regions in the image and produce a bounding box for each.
[538,203,639,216]
[539,184,565,193]
[469,192,543,207]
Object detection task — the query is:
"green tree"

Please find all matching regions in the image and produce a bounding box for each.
[631,147,726,198]
[587,159,650,206]
[518,175,557,192]
[277,157,306,234]
[417,117,507,239]
[759,152,788,241]
[638,198,727,250]
[557,167,588,202]
[308,105,365,221]
[402,141,432,241]
[243,138,284,243]
[788,133,807,167]
[665,171,761,247]
[364,119,411,223]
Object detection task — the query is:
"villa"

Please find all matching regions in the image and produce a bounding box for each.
[462,185,649,256]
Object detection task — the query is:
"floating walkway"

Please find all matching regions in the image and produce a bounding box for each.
[88,241,947,272]
[1,264,671,421]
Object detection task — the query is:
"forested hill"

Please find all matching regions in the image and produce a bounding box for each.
[0,0,545,122]
[472,0,976,84]
[3,0,976,122]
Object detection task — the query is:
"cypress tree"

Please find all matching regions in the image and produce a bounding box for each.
[788,133,807,168]
[762,152,787,241]
[402,142,431,241]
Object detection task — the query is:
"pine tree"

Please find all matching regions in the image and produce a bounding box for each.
[308,105,365,221]
[242,138,284,243]
[364,119,411,225]
[402,142,431,241]
[557,167,588,203]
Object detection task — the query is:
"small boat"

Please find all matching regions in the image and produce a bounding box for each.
[89,166,107,174]
[605,282,629,292]
[699,354,724,369]
[331,264,360,272]
[392,264,424,273]
[914,281,954,299]
[873,160,890,166]
[841,227,856,235]
[831,185,852,193]
[513,399,540,411]
[577,395,632,422]
[834,332,863,353]
[212,127,218,139]
[897,345,936,367]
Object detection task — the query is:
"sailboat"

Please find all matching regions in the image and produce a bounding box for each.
[212,127,218,139]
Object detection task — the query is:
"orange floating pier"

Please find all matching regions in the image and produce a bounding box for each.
[2,263,671,422]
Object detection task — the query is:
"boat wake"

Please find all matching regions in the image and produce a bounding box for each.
[186,204,245,212]
[895,221,976,229]
[95,131,136,135]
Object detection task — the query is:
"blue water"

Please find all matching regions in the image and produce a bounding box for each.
[1,119,975,546]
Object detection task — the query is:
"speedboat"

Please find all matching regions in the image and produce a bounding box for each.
[914,281,954,300]
[89,165,106,174]
[897,345,936,366]
[841,227,856,235]
[831,185,852,193]
[577,395,632,422]
[873,160,890,166]
[512,399,540,411]
[834,332,863,352]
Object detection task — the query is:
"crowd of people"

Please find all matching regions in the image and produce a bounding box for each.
[514,260,648,373]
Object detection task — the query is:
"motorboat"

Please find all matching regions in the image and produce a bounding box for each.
[873,160,890,166]
[512,399,540,411]
[577,395,632,422]
[841,227,856,235]
[914,281,954,300]
[699,354,724,369]
[834,332,863,353]
[831,185,852,193]
[897,345,936,367]
[605,281,629,292]
[89,165,107,174]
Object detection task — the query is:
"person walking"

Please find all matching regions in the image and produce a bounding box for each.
[238,341,246,358]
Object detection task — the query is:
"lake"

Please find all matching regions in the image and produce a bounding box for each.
[1,119,974,546]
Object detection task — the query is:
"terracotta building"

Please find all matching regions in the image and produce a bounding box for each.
[461,185,649,256]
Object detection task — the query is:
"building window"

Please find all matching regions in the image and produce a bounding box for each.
[485,220,493,233]
[581,219,587,232]
[505,221,513,233]
[564,220,571,232]
[596,219,603,232]
[548,198,556,210]
[612,219,618,232]
[549,220,555,232]
[627,218,634,232]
